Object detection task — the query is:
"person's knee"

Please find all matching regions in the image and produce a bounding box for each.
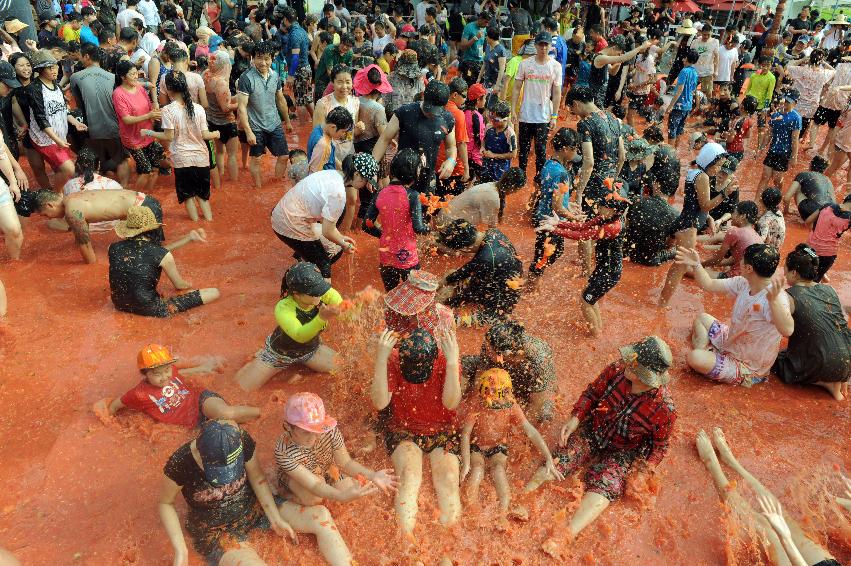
[201,288,220,303]
[308,504,333,524]
[687,348,713,373]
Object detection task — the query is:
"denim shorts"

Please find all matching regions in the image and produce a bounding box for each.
[248,125,288,157]
[668,108,690,139]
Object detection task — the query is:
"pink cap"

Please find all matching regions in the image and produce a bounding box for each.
[353,64,393,95]
[285,392,337,434]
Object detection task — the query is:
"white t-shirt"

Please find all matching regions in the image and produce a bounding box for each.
[716,46,739,82]
[822,27,844,51]
[129,48,151,77]
[271,170,347,240]
[372,33,393,58]
[515,56,562,124]
[116,8,146,29]
[140,31,161,54]
[160,102,211,169]
[689,37,719,77]
[715,276,790,376]
[136,0,161,26]
[786,64,836,118]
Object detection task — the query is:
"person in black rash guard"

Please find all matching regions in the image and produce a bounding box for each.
[436,219,522,326]
[108,205,220,317]
[624,172,678,266]
[567,86,625,276]
[783,155,836,221]
[643,125,681,197]
[372,80,458,195]
[537,195,629,337]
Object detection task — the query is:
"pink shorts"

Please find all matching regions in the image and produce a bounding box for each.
[34,143,74,169]
[706,321,761,386]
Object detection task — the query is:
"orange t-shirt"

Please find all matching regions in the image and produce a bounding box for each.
[438,100,470,177]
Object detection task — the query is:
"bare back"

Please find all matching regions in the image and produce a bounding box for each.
[64,189,142,223]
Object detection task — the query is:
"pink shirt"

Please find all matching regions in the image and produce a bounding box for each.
[375,184,419,269]
[723,226,763,276]
[807,205,851,256]
[160,101,210,169]
[112,85,153,149]
[464,109,485,166]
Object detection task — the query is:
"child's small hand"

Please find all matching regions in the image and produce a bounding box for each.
[370,469,399,494]
[376,329,398,358]
[545,459,565,482]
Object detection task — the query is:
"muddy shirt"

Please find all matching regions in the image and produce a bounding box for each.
[394,102,455,187]
[462,333,556,399]
[108,238,167,313]
[577,111,621,201]
[624,195,678,265]
[444,229,521,309]
[794,171,835,207]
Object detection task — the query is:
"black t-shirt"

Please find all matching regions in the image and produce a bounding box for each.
[163,431,264,554]
[566,38,585,78]
[625,195,678,265]
[649,144,681,197]
[794,171,835,205]
[108,238,168,310]
[445,229,521,306]
[394,102,455,176]
[577,111,621,199]
[787,17,811,40]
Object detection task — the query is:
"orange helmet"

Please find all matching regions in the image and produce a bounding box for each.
[137,344,177,370]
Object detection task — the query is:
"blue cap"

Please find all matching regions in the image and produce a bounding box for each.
[797,34,811,43]
[197,421,245,485]
[209,35,224,52]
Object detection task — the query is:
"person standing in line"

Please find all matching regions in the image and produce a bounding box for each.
[511,31,562,186]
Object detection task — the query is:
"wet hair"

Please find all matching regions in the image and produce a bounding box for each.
[759,56,772,65]
[761,187,782,213]
[362,66,384,95]
[565,86,594,105]
[281,6,297,22]
[811,155,829,173]
[34,188,62,211]
[552,127,578,151]
[809,48,826,65]
[487,26,501,41]
[166,42,188,63]
[390,148,420,185]
[76,147,100,184]
[341,154,359,185]
[491,99,511,119]
[325,105,354,130]
[165,71,195,119]
[742,95,758,114]
[686,48,700,64]
[398,329,438,384]
[99,28,116,44]
[330,64,352,82]
[643,125,665,144]
[485,320,526,352]
[289,148,307,160]
[438,219,479,249]
[81,6,95,17]
[118,27,139,43]
[340,32,355,47]
[448,76,467,95]
[131,17,145,31]
[743,243,780,277]
[735,200,759,225]
[785,243,820,281]
[318,31,333,45]
[323,2,335,13]
[611,104,627,120]
[250,41,277,57]
[495,167,526,221]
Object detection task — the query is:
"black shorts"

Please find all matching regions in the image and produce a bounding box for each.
[470,443,509,457]
[582,239,623,305]
[196,390,224,426]
[378,263,419,291]
[206,140,216,170]
[248,126,288,157]
[813,106,842,128]
[626,91,647,110]
[84,137,127,173]
[763,151,790,172]
[274,231,341,278]
[114,289,204,318]
[174,166,211,202]
[126,141,165,175]
[209,121,238,143]
[384,427,461,456]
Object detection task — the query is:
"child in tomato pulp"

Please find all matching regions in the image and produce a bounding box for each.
[460,368,562,516]
[362,148,430,291]
[100,344,260,425]
[143,70,220,221]
[463,83,487,181]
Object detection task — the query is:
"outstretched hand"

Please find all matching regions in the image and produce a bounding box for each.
[535,213,560,233]
[437,328,460,362]
[375,329,398,359]
[189,229,208,243]
[370,469,399,494]
[757,495,792,539]
[674,246,701,268]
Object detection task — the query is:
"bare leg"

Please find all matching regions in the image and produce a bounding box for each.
[215,139,226,179]
[578,240,593,277]
[26,148,51,189]
[235,358,281,391]
[219,545,267,566]
[813,380,847,401]
[568,492,610,538]
[249,156,262,189]
[527,390,555,422]
[199,288,220,304]
[201,396,261,423]
[490,453,511,513]
[659,228,697,306]
[392,441,423,535]
[146,171,159,193]
[116,160,131,187]
[0,279,6,318]
[430,447,461,527]
[692,312,716,349]
[0,205,24,260]
[198,198,213,221]
[185,197,199,221]
[135,172,150,192]
[278,501,353,566]
[274,155,289,179]
[225,137,239,181]
[464,451,486,506]
[241,142,249,170]
[211,164,221,192]
[580,300,601,337]
[302,344,340,373]
[524,464,556,493]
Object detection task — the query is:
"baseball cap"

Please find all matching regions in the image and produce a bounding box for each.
[162,20,177,33]
[422,80,449,115]
[285,392,337,434]
[796,34,810,43]
[284,262,331,297]
[197,421,245,485]
[783,89,800,103]
[467,83,487,101]
[689,131,708,149]
[0,61,22,88]
[534,31,552,45]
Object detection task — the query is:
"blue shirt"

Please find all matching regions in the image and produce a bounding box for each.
[307,126,336,171]
[80,25,99,46]
[549,36,568,82]
[576,60,590,87]
[673,66,698,111]
[768,109,802,156]
[461,22,486,62]
[534,158,571,225]
[481,42,508,89]
[285,23,310,60]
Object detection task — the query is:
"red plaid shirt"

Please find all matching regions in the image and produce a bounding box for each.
[572,362,676,467]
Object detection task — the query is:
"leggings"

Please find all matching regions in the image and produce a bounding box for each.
[379,263,419,291]
[529,232,565,275]
[800,116,812,139]
[582,238,623,305]
[518,122,550,184]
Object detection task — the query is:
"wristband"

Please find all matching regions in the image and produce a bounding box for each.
[446,157,456,164]
[551,114,558,118]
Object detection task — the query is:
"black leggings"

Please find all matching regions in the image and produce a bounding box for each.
[379,264,419,291]
[529,232,565,275]
[518,122,550,184]
[800,116,812,139]
[582,239,623,305]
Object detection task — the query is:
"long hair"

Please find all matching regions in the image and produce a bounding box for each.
[76,147,99,184]
[165,70,194,120]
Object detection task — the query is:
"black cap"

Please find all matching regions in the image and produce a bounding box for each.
[534,31,552,44]
[197,421,245,485]
[285,262,331,297]
[422,80,449,115]
[783,89,800,103]
[399,329,438,384]
[0,61,21,88]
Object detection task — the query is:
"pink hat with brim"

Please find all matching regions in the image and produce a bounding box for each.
[354,64,393,95]
[285,392,337,434]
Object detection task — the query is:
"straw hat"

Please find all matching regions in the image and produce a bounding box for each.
[676,19,698,35]
[4,19,29,34]
[115,206,162,238]
[829,14,849,25]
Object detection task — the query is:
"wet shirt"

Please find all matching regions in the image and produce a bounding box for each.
[807,204,851,256]
[482,43,509,89]
[649,144,681,196]
[482,125,516,181]
[572,362,676,466]
[120,367,201,427]
[387,349,456,435]
[271,170,347,240]
[756,210,786,250]
[161,102,210,169]
[113,85,155,149]
[275,427,344,492]
[768,110,802,156]
[444,229,521,303]
[394,102,455,181]
[461,22,486,62]
[577,111,621,199]
[463,333,555,399]
[533,157,571,226]
[69,66,120,140]
[108,238,168,312]
[672,66,698,111]
[794,171,835,206]
[722,226,764,276]
[365,184,427,269]
[515,57,562,124]
[268,288,343,357]
[21,79,68,147]
[624,195,678,265]
[237,67,283,133]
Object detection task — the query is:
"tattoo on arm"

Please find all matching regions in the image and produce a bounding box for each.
[67,209,91,245]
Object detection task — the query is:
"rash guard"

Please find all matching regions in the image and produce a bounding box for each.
[268,288,343,357]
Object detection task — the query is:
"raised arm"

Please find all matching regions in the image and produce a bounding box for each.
[372,114,399,164]
[438,329,461,410]
[575,139,594,206]
[674,246,729,293]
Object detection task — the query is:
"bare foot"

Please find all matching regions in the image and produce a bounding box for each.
[695,429,716,463]
[711,427,740,468]
[508,504,530,522]
[814,381,846,401]
[494,515,511,532]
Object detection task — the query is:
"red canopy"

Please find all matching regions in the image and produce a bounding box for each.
[653,0,701,12]
[710,0,756,10]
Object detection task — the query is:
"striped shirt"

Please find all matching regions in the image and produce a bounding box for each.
[274,427,344,491]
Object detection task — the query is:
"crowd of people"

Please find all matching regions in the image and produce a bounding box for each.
[1,0,850,564]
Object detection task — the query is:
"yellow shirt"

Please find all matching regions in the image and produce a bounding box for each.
[377,57,390,74]
[62,25,81,42]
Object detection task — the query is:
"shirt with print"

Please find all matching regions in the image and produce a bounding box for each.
[121,366,202,427]
[756,210,786,250]
[673,66,699,111]
[807,204,851,256]
[20,79,68,147]
[161,102,211,169]
[768,109,802,156]
[272,169,347,240]
[721,225,764,276]
[481,42,509,89]
[461,22,486,62]
[533,157,571,225]
[237,66,283,133]
[275,426,344,492]
[515,57,562,124]
[689,37,719,77]
[394,102,455,182]
[482,125,516,181]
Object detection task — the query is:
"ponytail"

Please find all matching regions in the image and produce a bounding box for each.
[164,70,194,120]
[76,147,99,185]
